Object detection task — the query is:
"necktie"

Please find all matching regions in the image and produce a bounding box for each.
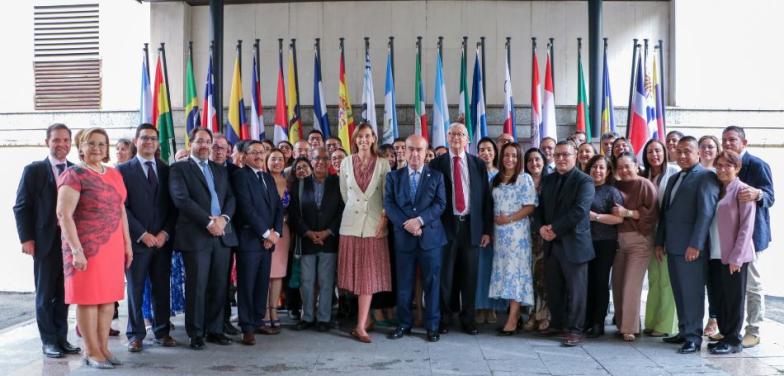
[555,173,566,198]
[453,156,466,213]
[410,171,419,203]
[200,161,221,216]
[56,163,66,176]
[668,171,686,206]
[257,171,269,190]
[145,161,158,187]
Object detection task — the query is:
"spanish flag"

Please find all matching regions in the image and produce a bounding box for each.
[337,41,354,152]
[227,46,249,143]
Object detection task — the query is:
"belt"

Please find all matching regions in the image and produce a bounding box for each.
[454,214,470,222]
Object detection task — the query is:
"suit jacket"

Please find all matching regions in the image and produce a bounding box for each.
[534,167,595,263]
[231,167,284,253]
[655,163,720,256]
[429,152,493,247]
[117,158,176,251]
[169,158,238,250]
[339,156,390,237]
[13,158,73,257]
[717,177,756,265]
[288,175,344,254]
[738,151,774,252]
[384,166,448,252]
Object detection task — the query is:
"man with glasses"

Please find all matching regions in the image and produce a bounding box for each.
[429,123,492,335]
[535,141,595,346]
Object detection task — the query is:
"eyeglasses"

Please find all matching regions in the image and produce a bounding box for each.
[553,152,574,159]
[448,132,467,138]
[193,139,212,145]
[85,141,106,149]
[212,145,228,151]
[138,136,158,142]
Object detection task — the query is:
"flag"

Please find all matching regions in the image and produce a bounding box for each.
[628,53,652,157]
[226,50,248,143]
[458,43,472,141]
[250,49,264,140]
[361,47,377,134]
[470,47,487,153]
[382,49,398,145]
[152,54,175,163]
[652,53,666,141]
[643,50,658,143]
[600,47,616,154]
[432,53,449,148]
[576,51,591,142]
[184,50,200,147]
[502,49,516,138]
[337,46,355,151]
[286,45,302,143]
[139,52,152,125]
[201,51,218,133]
[273,49,288,145]
[541,50,557,141]
[313,47,330,138]
[414,46,428,141]
[530,48,542,148]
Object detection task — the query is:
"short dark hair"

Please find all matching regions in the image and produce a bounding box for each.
[135,123,158,138]
[190,127,213,143]
[722,125,746,140]
[47,123,71,140]
[667,130,684,140]
[326,136,342,143]
[245,140,263,150]
[678,135,698,148]
[393,137,406,144]
[555,140,576,151]
[261,139,275,148]
[600,132,619,141]
[542,137,557,145]
[307,129,323,138]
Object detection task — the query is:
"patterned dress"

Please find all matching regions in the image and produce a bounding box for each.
[488,173,537,305]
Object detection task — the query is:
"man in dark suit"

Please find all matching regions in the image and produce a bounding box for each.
[721,125,775,348]
[429,122,492,335]
[118,123,177,352]
[540,137,557,175]
[14,123,81,358]
[289,147,344,332]
[169,127,238,350]
[656,136,720,354]
[534,140,595,347]
[386,135,447,342]
[230,140,284,345]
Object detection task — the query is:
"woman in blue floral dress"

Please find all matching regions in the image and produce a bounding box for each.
[488,143,538,335]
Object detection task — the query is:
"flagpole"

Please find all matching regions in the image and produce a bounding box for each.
[389,36,395,85]
[159,43,177,155]
[291,38,302,126]
[532,37,537,147]
[480,36,486,100]
[549,37,555,92]
[188,41,194,107]
[279,38,284,82]
[626,39,639,139]
[658,39,666,109]
[143,43,150,82]
[437,36,443,61]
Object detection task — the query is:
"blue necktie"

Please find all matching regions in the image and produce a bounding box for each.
[56,163,66,176]
[410,171,419,203]
[200,161,221,216]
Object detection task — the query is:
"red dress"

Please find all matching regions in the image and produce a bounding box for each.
[58,166,127,305]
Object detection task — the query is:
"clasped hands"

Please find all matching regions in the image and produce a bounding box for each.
[207,216,228,237]
[539,225,556,241]
[141,231,169,249]
[403,218,423,237]
[305,230,332,245]
[264,230,280,250]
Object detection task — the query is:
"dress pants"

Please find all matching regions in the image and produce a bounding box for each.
[612,232,652,334]
[667,251,707,344]
[440,218,479,327]
[126,246,172,341]
[182,238,230,338]
[33,249,68,346]
[223,248,237,325]
[236,249,272,333]
[644,254,679,335]
[397,246,441,332]
[585,239,617,328]
[745,251,764,336]
[709,260,748,346]
[299,252,337,323]
[545,241,588,334]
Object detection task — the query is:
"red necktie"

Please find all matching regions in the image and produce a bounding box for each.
[453,155,466,213]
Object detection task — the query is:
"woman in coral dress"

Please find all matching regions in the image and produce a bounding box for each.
[265,149,291,330]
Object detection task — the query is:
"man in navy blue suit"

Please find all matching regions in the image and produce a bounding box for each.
[14,123,81,358]
[721,126,775,348]
[230,140,284,346]
[656,136,720,354]
[118,123,177,352]
[385,135,447,342]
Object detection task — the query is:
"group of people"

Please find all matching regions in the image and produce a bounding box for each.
[14,120,773,369]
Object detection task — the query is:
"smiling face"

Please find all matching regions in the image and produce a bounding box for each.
[666,133,681,155]
[615,155,638,181]
[553,144,576,174]
[424,149,435,164]
[135,129,159,159]
[699,138,719,166]
[295,160,312,178]
[601,137,616,155]
[447,124,468,154]
[675,140,700,170]
[244,143,266,171]
[81,131,109,165]
[308,133,324,149]
[353,126,376,154]
[266,150,286,174]
[715,156,739,185]
[211,137,230,164]
[477,141,496,167]
[330,149,346,171]
[578,143,595,166]
[612,139,630,158]
[590,158,609,185]
[116,142,132,163]
[47,128,72,160]
[645,141,665,168]
[540,139,555,162]
[405,135,428,171]
[500,144,519,174]
[721,130,746,154]
[326,138,341,154]
[526,151,544,176]
[311,148,329,178]
[190,130,213,161]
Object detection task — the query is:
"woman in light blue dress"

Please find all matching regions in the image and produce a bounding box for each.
[474,137,507,324]
[488,142,538,335]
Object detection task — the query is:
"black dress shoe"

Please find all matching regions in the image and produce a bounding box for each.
[426,331,440,342]
[189,337,205,350]
[387,326,411,340]
[223,322,240,335]
[585,325,605,338]
[42,344,63,358]
[206,333,233,345]
[678,341,700,354]
[438,323,449,334]
[59,341,82,354]
[707,341,720,350]
[663,335,685,344]
[710,342,742,355]
[462,324,479,335]
[317,322,331,332]
[293,321,314,331]
[497,325,519,336]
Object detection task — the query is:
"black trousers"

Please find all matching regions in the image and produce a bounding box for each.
[440,218,479,327]
[223,248,237,325]
[585,239,617,327]
[182,239,230,338]
[126,246,172,341]
[236,250,272,333]
[33,249,68,346]
[708,259,748,346]
[667,252,707,344]
[546,242,588,334]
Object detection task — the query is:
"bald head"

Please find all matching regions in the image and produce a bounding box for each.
[406,134,429,170]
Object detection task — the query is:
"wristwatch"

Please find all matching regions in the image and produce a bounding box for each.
[593,214,600,222]
[71,247,83,256]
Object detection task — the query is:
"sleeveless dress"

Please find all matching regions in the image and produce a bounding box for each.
[58,166,127,305]
[270,188,291,278]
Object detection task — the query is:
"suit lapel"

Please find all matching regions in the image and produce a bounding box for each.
[43,158,56,186]
[133,158,155,195]
[414,166,430,204]
[188,158,210,191]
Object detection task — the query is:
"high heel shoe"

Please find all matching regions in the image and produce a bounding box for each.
[106,354,122,366]
[83,356,114,369]
[522,319,538,332]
